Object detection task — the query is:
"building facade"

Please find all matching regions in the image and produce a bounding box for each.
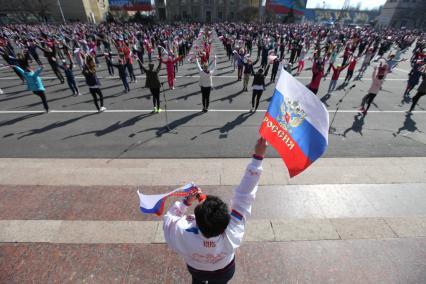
[304,9,379,25]
[0,0,109,24]
[155,0,260,22]
[377,0,426,28]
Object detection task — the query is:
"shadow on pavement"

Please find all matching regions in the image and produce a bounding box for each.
[210,90,244,104]
[193,111,255,139]
[0,113,44,128]
[393,113,423,136]
[342,113,365,137]
[17,113,98,139]
[63,112,155,139]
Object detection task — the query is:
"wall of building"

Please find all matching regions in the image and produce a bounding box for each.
[377,0,426,28]
[157,0,260,22]
[304,9,379,24]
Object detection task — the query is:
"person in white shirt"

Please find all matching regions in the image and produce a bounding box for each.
[196,56,216,113]
[163,138,267,284]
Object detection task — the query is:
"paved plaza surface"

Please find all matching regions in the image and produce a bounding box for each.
[1,33,426,283]
[0,35,425,158]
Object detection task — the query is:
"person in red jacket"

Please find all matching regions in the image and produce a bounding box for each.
[327,63,349,94]
[161,54,181,90]
[308,58,325,95]
[344,56,358,83]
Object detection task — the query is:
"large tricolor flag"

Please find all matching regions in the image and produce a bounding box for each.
[259,69,329,177]
[137,183,199,216]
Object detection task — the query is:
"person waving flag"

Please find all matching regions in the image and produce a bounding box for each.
[259,68,329,177]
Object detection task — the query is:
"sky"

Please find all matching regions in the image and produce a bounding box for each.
[306,0,387,10]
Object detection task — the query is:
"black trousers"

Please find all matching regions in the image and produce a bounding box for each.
[187,260,235,284]
[201,87,211,110]
[271,71,278,82]
[89,88,104,110]
[50,64,64,82]
[345,70,354,81]
[31,53,43,66]
[33,90,49,111]
[361,93,377,111]
[67,78,79,94]
[252,89,263,109]
[409,91,426,112]
[126,63,136,81]
[150,87,160,109]
[107,62,114,76]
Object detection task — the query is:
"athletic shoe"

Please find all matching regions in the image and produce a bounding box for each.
[152,108,157,113]
[100,107,106,112]
[157,108,163,113]
[45,109,50,113]
[77,93,82,96]
[0,89,4,95]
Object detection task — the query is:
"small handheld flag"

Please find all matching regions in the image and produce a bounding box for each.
[137,183,201,216]
[259,68,329,177]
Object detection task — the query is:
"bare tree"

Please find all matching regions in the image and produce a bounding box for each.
[0,0,52,23]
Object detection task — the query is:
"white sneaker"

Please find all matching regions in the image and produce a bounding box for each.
[100,107,106,112]
[77,93,82,96]
[0,89,3,95]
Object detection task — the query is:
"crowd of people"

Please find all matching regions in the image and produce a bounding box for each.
[0,22,425,116]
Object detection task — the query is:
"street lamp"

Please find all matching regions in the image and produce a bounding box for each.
[57,0,66,24]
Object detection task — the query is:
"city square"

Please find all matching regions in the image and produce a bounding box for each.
[0,0,425,283]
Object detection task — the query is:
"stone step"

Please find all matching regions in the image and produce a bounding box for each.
[1,157,425,186]
[2,239,425,283]
[1,184,425,221]
[1,217,426,244]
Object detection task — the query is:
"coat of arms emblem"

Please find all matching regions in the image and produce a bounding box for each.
[276,98,306,133]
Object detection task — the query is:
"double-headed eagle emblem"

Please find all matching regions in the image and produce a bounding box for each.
[276,98,306,133]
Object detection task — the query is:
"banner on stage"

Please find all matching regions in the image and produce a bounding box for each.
[259,68,329,177]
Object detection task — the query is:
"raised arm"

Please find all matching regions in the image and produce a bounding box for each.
[195,57,202,71]
[156,60,162,73]
[209,55,217,73]
[34,66,44,76]
[225,138,266,248]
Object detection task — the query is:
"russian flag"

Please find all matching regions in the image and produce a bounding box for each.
[137,183,198,216]
[260,69,329,177]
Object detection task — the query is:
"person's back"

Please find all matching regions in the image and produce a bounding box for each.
[144,62,161,89]
[163,139,267,283]
[15,66,44,91]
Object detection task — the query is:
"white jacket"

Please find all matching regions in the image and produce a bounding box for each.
[163,157,263,271]
[196,58,216,87]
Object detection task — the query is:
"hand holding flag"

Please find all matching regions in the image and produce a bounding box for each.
[137,183,206,216]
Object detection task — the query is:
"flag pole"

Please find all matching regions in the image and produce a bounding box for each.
[329,84,356,135]
[57,0,66,24]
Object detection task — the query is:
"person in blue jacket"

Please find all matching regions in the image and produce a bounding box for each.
[13,65,49,112]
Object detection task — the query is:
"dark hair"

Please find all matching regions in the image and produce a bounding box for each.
[194,195,230,238]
